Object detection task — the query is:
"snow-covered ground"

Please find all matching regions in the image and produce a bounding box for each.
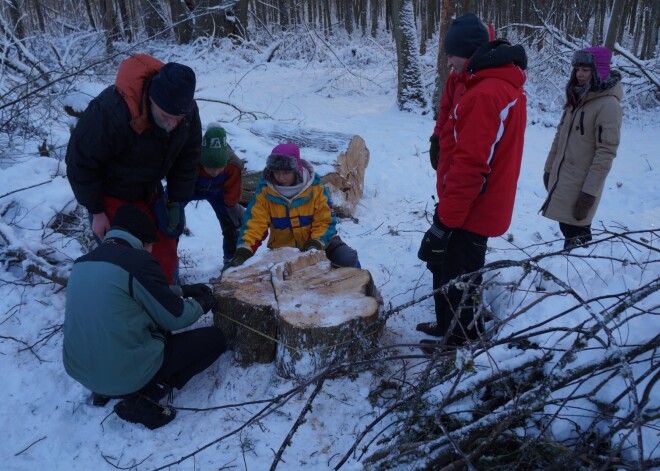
[1,41,658,470]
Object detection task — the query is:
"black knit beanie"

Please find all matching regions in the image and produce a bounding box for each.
[111,205,158,245]
[149,63,196,116]
[443,13,489,58]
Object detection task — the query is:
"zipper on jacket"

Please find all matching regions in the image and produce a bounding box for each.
[598,125,603,143]
[579,111,585,135]
[544,106,580,212]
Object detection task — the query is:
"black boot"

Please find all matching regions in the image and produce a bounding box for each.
[114,396,176,429]
[91,392,111,407]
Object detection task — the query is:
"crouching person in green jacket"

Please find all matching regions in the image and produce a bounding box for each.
[63,205,225,429]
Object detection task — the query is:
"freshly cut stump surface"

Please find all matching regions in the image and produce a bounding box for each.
[212,248,384,378]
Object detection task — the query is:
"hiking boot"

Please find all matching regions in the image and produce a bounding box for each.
[91,392,111,407]
[142,383,173,403]
[114,396,176,430]
[416,322,444,337]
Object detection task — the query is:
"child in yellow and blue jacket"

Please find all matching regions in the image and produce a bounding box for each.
[229,143,359,268]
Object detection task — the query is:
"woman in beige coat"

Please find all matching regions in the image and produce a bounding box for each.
[541,46,623,250]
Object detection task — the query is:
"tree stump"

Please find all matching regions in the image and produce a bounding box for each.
[212,248,384,378]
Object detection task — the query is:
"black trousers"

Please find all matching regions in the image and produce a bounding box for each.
[559,222,592,249]
[429,229,488,344]
[140,326,226,393]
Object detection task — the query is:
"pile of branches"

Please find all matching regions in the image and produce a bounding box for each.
[352,228,660,470]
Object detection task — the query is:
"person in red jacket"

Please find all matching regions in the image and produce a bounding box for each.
[417,13,528,348]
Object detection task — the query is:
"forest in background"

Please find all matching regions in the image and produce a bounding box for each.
[1,0,659,152]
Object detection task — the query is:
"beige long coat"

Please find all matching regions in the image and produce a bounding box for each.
[541,82,623,226]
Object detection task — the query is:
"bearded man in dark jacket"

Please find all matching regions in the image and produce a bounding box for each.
[65,54,202,285]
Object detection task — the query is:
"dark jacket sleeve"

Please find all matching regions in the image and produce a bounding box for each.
[65,88,127,214]
[165,103,202,203]
[128,250,203,331]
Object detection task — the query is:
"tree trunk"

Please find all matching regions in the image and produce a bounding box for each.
[370,0,379,38]
[169,0,193,43]
[213,249,384,378]
[30,0,46,33]
[391,0,427,111]
[7,0,26,40]
[604,0,626,50]
[140,0,167,38]
[232,0,250,40]
[101,0,117,51]
[116,0,133,42]
[432,0,454,120]
[641,3,659,60]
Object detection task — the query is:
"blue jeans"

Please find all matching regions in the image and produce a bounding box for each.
[187,188,243,261]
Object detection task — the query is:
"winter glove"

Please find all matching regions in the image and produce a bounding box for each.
[543,172,550,190]
[226,204,246,229]
[181,283,212,298]
[303,239,324,252]
[418,213,453,265]
[573,192,596,221]
[151,197,185,238]
[228,247,253,268]
[165,202,184,237]
[429,135,440,170]
[193,292,217,313]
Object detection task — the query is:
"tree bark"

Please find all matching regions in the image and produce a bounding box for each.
[7,0,26,40]
[391,0,427,111]
[432,0,454,119]
[604,0,626,51]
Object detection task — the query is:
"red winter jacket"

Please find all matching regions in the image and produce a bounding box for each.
[437,41,527,237]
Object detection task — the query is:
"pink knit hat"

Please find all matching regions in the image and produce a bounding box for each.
[572,46,612,81]
[265,143,304,184]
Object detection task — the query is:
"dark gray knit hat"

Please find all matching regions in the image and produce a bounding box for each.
[112,205,158,244]
[443,13,490,58]
[149,63,196,116]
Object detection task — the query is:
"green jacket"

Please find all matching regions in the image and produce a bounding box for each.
[63,229,204,396]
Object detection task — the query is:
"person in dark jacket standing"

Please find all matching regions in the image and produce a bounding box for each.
[541,46,623,250]
[416,14,528,349]
[63,205,225,429]
[65,54,202,285]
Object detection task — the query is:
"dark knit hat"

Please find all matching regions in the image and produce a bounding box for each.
[572,46,612,81]
[200,123,229,168]
[112,205,158,245]
[149,63,196,116]
[443,13,490,58]
[265,143,304,184]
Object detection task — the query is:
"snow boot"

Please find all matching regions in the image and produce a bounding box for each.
[91,392,111,407]
[114,396,176,429]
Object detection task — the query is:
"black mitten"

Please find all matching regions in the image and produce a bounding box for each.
[181,283,212,298]
[418,214,453,263]
[193,292,217,313]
